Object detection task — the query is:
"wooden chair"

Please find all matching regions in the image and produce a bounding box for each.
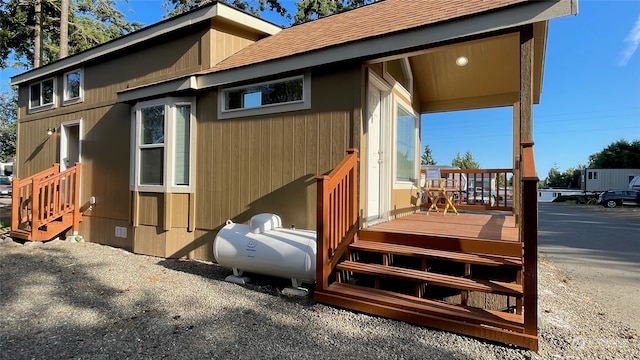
[423,169,459,215]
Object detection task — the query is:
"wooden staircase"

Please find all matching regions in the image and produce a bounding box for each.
[314,149,539,351]
[315,232,535,349]
[10,163,82,242]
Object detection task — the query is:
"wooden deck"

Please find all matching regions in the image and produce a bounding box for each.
[366,211,518,243]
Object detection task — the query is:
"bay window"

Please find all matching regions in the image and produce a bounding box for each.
[132,98,194,192]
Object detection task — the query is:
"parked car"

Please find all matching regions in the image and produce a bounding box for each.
[0,175,11,197]
[629,175,640,191]
[597,189,640,208]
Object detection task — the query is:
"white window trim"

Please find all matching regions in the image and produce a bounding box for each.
[28,77,57,113]
[383,58,413,102]
[217,73,311,119]
[62,68,84,106]
[131,97,196,193]
[393,96,419,190]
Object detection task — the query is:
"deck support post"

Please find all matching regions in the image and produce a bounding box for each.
[519,24,538,351]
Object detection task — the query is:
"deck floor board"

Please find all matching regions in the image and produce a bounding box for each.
[366,211,518,242]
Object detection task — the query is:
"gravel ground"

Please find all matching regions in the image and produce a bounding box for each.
[0,238,638,360]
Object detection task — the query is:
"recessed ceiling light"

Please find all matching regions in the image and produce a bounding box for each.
[456,56,468,67]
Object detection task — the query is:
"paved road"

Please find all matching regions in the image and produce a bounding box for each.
[538,202,640,332]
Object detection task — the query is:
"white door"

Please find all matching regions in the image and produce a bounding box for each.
[60,121,81,171]
[365,74,390,225]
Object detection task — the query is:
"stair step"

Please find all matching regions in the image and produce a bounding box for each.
[323,282,525,332]
[10,228,31,240]
[350,240,522,268]
[337,261,523,296]
[358,229,523,258]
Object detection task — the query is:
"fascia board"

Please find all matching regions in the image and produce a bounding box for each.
[117,77,197,103]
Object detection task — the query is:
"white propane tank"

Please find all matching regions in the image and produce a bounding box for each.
[213,214,317,286]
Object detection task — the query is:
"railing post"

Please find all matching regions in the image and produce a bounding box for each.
[520,141,538,340]
[10,178,19,231]
[72,163,82,234]
[316,175,330,291]
[31,177,40,239]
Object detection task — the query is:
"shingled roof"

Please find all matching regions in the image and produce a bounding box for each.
[205,0,526,74]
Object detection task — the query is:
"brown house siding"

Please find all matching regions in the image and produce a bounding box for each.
[210,20,264,67]
[13,19,272,253]
[185,66,361,260]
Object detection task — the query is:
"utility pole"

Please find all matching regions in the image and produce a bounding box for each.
[60,0,69,59]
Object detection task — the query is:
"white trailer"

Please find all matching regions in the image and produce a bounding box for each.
[584,168,640,192]
[537,188,585,202]
[0,160,14,176]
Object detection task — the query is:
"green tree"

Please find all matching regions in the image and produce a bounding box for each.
[0,0,142,68]
[0,89,17,161]
[544,165,567,187]
[421,145,436,165]
[588,139,640,168]
[544,165,583,188]
[161,0,380,25]
[161,0,287,19]
[293,0,378,24]
[451,150,480,169]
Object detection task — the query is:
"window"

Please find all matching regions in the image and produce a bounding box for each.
[133,98,194,192]
[218,74,311,119]
[63,69,83,104]
[395,103,418,183]
[139,105,165,186]
[384,58,413,99]
[29,78,55,111]
[173,104,191,186]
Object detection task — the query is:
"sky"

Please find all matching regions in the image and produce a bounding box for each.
[1,0,639,179]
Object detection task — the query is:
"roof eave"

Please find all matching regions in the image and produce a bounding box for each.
[198,0,577,88]
[119,0,577,102]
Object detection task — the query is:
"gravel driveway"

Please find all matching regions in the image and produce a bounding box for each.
[0,238,638,359]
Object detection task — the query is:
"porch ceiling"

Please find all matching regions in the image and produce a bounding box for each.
[411,22,547,114]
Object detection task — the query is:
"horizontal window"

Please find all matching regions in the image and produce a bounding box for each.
[29,78,56,112]
[218,74,311,119]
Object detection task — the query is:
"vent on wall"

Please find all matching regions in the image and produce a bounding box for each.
[115,226,128,238]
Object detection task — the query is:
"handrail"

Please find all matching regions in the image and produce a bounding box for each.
[420,167,514,211]
[11,163,82,239]
[316,149,359,291]
[11,163,60,232]
[520,141,539,337]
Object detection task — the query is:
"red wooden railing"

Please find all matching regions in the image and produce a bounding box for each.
[11,163,82,240]
[421,168,513,211]
[316,149,359,291]
[520,141,539,339]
